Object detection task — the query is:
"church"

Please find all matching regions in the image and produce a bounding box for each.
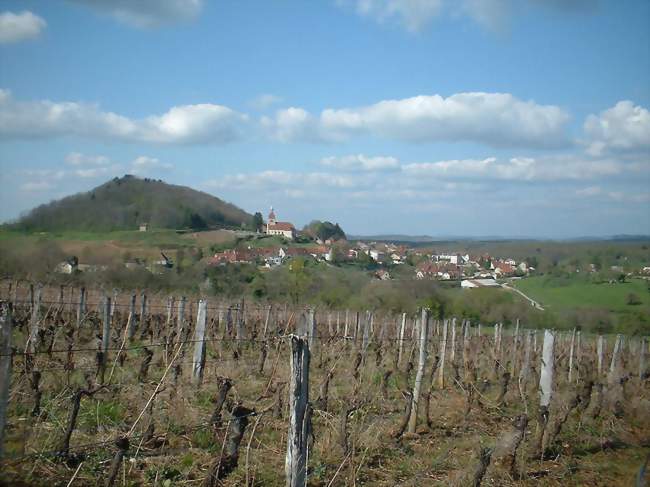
[265,207,296,240]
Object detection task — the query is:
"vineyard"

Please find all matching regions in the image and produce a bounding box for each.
[0,282,648,486]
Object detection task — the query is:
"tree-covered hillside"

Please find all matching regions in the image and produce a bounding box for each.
[302,220,346,241]
[8,175,253,232]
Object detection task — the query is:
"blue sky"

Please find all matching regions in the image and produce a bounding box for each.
[0,0,648,237]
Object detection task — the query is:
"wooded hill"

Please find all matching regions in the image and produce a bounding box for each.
[8,175,253,232]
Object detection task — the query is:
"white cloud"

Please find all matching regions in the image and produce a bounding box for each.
[65,152,111,166]
[73,166,118,178]
[206,170,358,191]
[20,181,54,192]
[265,92,570,148]
[131,155,173,174]
[249,94,283,111]
[575,186,650,204]
[344,0,598,33]
[351,0,443,32]
[18,153,174,194]
[0,11,46,43]
[583,101,650,156]
[67,0,203,28]
[575,186,602,197]
[403,155,624,181]
[0,89,246,145]
[320,154,401,172]
[261,107,320,143]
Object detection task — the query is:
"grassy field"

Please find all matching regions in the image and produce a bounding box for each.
[513,275,650,312]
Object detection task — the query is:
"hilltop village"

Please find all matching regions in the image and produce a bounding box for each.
[50,208,650,292]
[206,208,532,286]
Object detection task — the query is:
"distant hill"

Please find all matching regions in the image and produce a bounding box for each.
[9,175,253,232]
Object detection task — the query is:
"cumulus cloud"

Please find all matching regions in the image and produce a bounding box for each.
[321,154,401,172]
[0,89,246,145]
[583,101,650,156]
[261,107,321,143]
[0,11,46,43]
[66,0,203,28]
[264,92,570,148]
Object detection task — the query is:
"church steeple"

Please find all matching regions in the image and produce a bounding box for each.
[268,206,276,224]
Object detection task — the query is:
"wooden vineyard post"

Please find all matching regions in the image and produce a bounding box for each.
[236,298,245,341]
[449,318,457,366]
[100,295,111,384]
[408,308,429,433]
[608,334,622,384]
[77,287,86,327]
[139,291,147,325]
[0,303,12,459]
[177,296,186,335]
[29,283,34,312]
[28,283,42,353]
[462,320,470,379]
[126,293,137,340]
[304,308,316,355]
[438,319,448,389]
[539,330,555,408]
[192,300,208,385]
[536,329,555,456]
[510,319,520,377]
[568,328,576,383]
[111,289,118,317]
[263,305,272,338]
[397,313,407,366]
[286,336,311,487]
[362,311,371,356]
[597,335,604,377]
[166,296,175,327]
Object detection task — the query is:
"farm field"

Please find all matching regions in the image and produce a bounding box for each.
[0,284,648,486]
[512,276,650,312]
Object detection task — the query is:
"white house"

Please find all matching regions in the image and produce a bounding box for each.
[461,279,501,289]
[265,207,296,240]
[369,250,386,262]
[437,253,461,265]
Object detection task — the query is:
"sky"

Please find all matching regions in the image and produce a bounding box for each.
[0,0,648,238]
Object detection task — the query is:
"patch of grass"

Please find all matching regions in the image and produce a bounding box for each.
[79,398,126,430]
[514,276,650,312]
[191,428,214,450]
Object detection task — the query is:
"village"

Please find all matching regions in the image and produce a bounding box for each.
[206,208,532,288]
[51,207,650,294]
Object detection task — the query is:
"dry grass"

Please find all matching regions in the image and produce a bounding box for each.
[1,301,648,486]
